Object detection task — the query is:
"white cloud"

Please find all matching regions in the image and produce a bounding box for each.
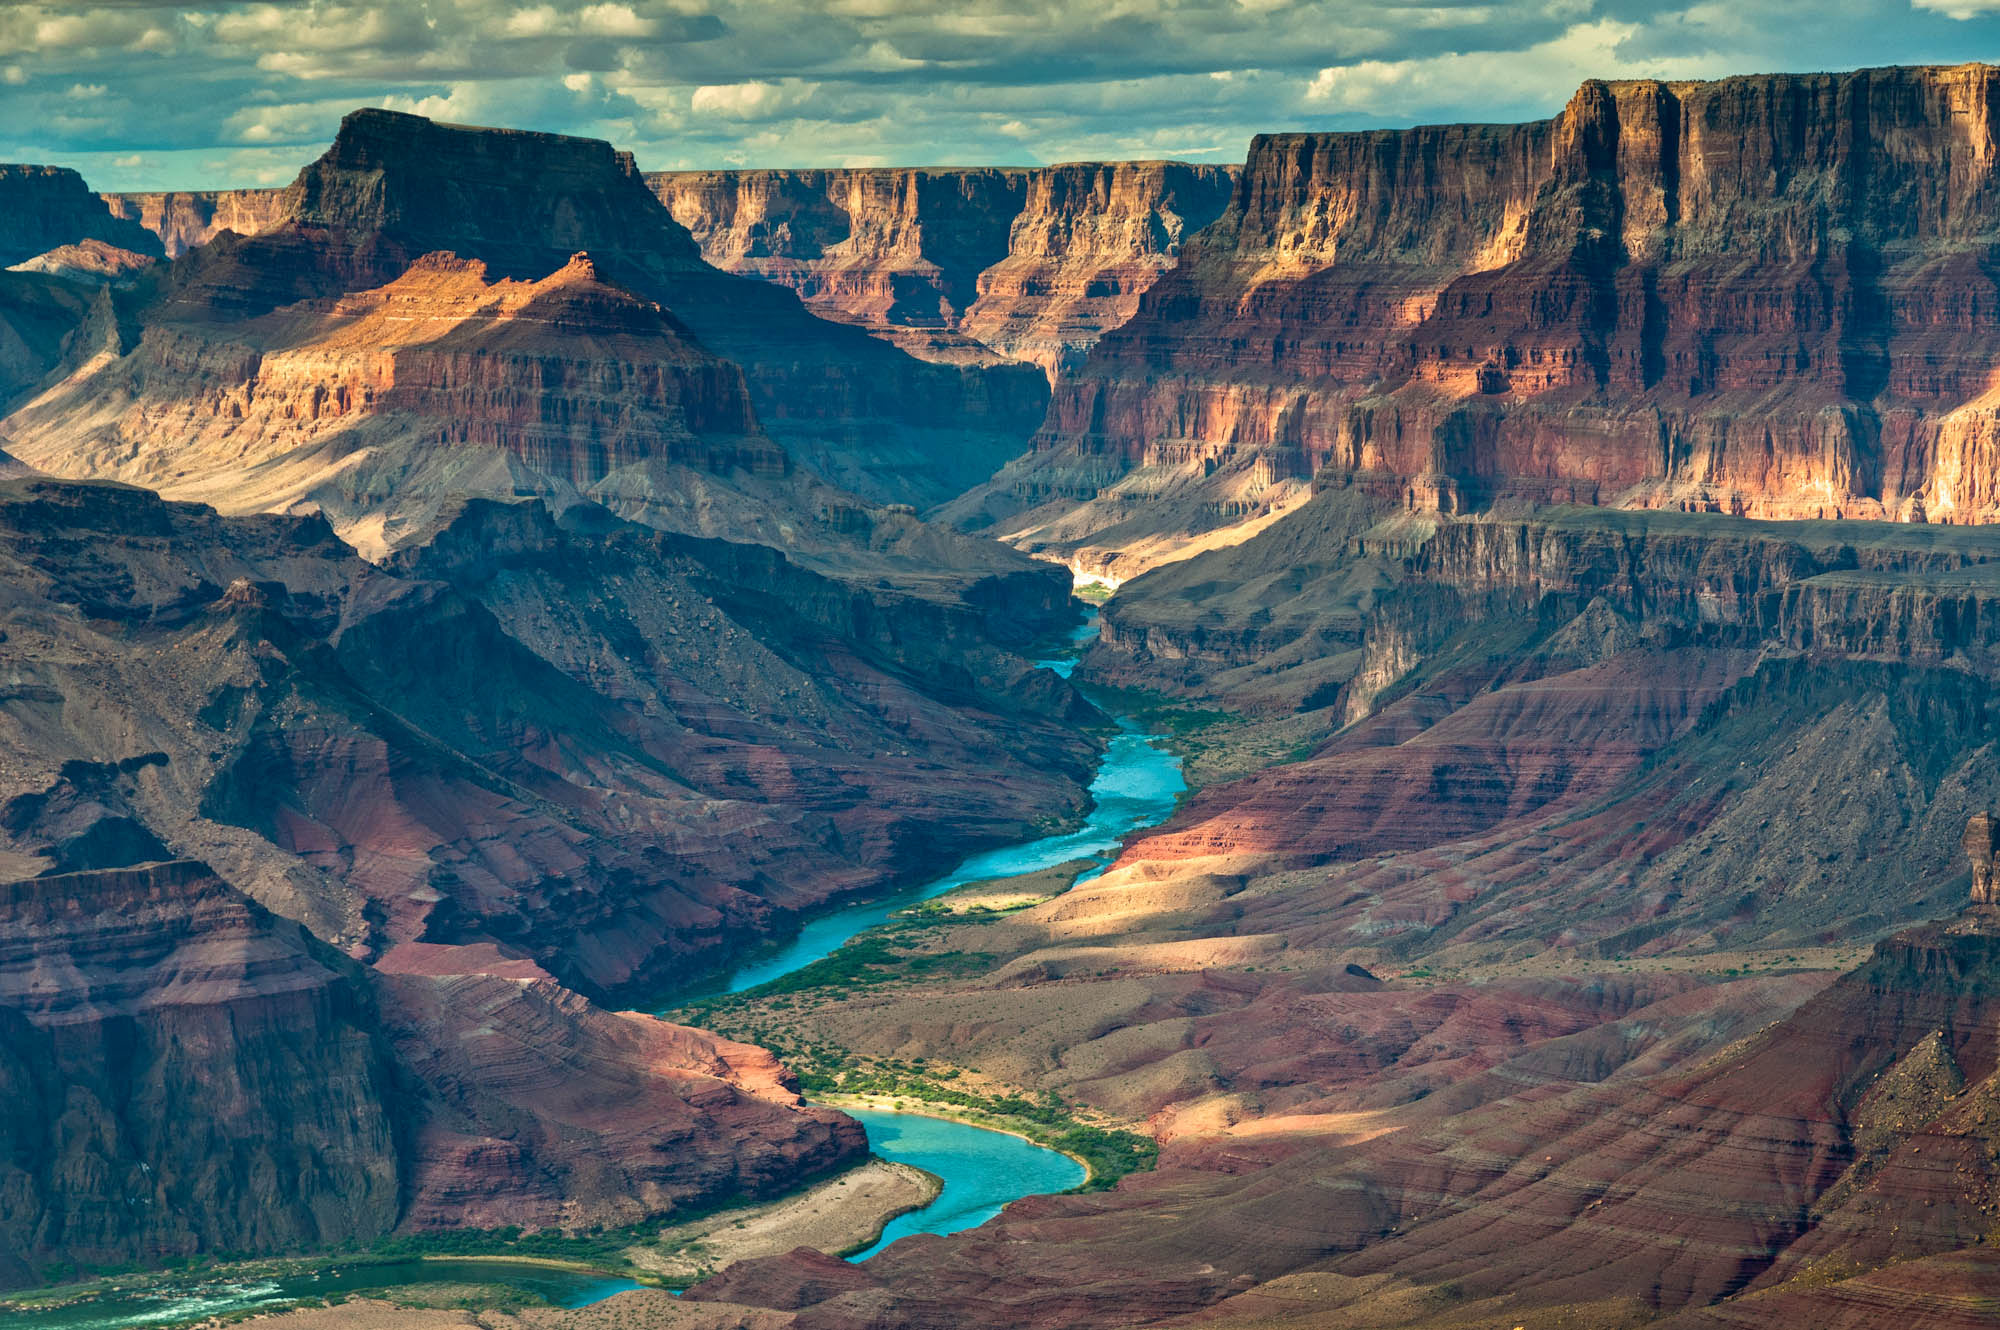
[1306,18,1731,114]
[1912,0,2000,14]
[577,3,655,36]
[691,80,819,120]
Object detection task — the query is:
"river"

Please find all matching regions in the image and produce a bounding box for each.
[721,609,1182,992]
[7,607,1182,1328]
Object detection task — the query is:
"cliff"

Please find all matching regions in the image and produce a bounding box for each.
[650,162,1239,378]
[101,188,288,256]
[974,62,2000,576]
[0,861,402,1285]
[14,111,1048,512]
[0,165,161,268]
[0,862,864,1285]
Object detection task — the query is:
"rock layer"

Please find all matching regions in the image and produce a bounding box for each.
[650,163,1238,378]
[0,166,161,268]
[975,62,2000,576]
[16,111,1048,514]
[0,862,863,1285]
[101,188,287,257]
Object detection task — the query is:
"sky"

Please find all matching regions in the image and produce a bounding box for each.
[0,1,1996,191]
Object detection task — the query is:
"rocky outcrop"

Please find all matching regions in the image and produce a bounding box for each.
[1966,812,2000,910]
[6,238,159,284]
[0,476,1092,1003]
[172,108,1050,509]
[1,250,780,553]
[101,188,287,257]
[974,62,2000,575]
[0,860,402,1286]
[13,114,1049,515]
[650,163,1238,378]
[376,962,862,1232]
[0,862,865,1286]
[0,166,161,268]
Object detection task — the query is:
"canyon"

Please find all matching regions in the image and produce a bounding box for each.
[650,163,1238,379]
[965,61,2000,583]
[3,56,2000,1330]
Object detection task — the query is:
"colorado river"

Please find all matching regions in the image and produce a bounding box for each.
[720,609,1184,994]
[12,607,1181,1327]
[0,1261,642,1330]
[843,1110,1089,1260]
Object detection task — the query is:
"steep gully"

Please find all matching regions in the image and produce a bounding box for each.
[19,608,1183,1328]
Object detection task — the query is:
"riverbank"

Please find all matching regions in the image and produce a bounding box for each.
[622,1158,942,1283]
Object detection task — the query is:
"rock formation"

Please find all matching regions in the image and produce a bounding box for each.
[651,163,1238,378]
[1965,812,1999,907]
[0,165,161,268]
[12,111,1049,515]
[0,859,862,1285]
[968,62,2000,579]
[101,187,287,256]
[0,475,1092,1000]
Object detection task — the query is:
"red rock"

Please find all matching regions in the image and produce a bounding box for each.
[982,63,2000,574]
[378,970,863,1231]
[652,163,1238,379]
[100,188,287,257]
[0,861,867,1285]
[684,1245,884,1309]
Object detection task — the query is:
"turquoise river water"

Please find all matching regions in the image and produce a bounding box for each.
[2,608,1183,1328]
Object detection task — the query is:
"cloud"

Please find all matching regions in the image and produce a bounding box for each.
[690,79,820,120]
[0,1,1992,190]
[1913,0,2000,14]
[1305,18,1734,115]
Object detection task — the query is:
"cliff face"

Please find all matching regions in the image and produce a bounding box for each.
[650,162,1239,378]
[16,111,1048,513]
[0,861,402,1285]
[0,166,162,268]
[0,862,864,1285]
[1,250,781,553]
[978,63,2000,576]
[102,188,289,256]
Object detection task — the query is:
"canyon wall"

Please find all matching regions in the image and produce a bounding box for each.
[0,165,160,268]
[16,111,1051,514]
[0,860,864,1284]
[101,188,286,256]
[976,62,2000,577]
[650,162,1239,377]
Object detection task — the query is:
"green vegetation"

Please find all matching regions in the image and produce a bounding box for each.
[702,933,997,1001]
[706,1022,1158,1190]
[360,1220,665,1270]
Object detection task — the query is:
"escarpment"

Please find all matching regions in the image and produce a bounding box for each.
[0,861,864,1285]
[977,62,2000,578]
[10,110,1049,514]
[650,161,1238,378]
[101,187,287,256]
[0,165,161,268]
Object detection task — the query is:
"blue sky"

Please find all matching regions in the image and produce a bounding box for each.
[1,1,1996,191]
